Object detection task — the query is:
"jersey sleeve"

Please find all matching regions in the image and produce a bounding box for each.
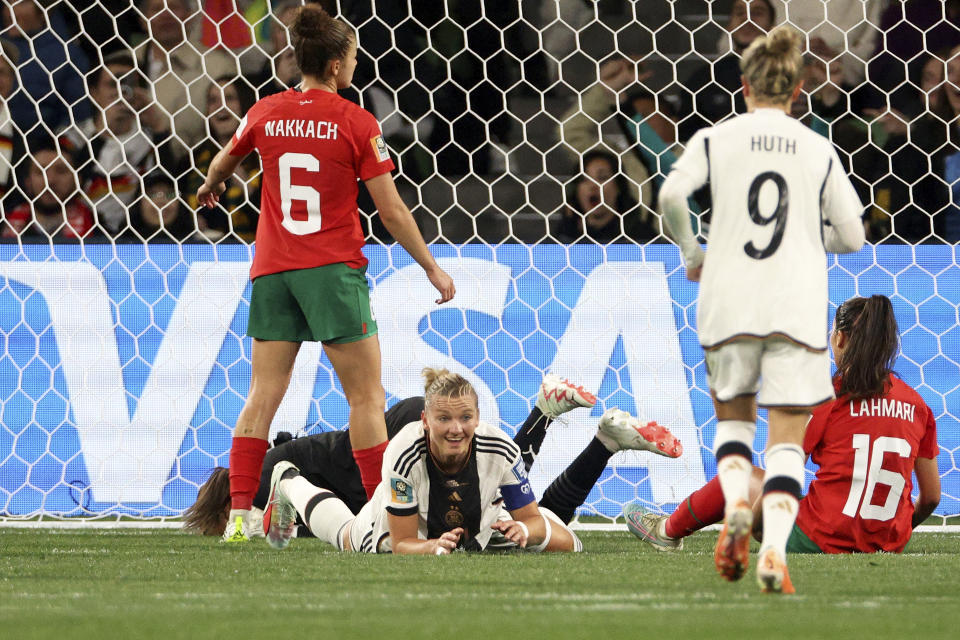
[383,436,421,517]
[917,402,939,459]
[498,445,536,512]
[229,100,262,157]
[670,129,710,188]
[353,109,396,181]
[803,402,831,455]
[819,147,866,253]
[659,129,710,269]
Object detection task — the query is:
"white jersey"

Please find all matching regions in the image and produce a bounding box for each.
[660,109,865,350]
[350,419,535,553]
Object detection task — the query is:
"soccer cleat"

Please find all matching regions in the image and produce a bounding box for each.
[221,513,250,543]
[536,374,597,419]
[595,408,683,457]
[623,503,683,551]
[714,500,753,581]
[264,461,300,550]
[756,547,796,594]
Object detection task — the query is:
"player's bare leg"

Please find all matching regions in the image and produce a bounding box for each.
[756,407,808,594]
[225,339,301,542]
[323,335,388,498]
[711,393,756,580]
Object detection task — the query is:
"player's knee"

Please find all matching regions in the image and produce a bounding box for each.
[346,385,386,413]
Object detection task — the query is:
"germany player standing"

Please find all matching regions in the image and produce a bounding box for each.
[657,25,865,592]
[626,295,940,555]
[197,5,455,543]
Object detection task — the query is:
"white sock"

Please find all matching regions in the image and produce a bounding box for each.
[717,455,752,515]
[759,443,805,558]
[281,476,354,549]
[713,420,756,515]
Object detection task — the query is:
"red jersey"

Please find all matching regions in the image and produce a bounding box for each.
[230,88,395,280]
[797,375,938,553]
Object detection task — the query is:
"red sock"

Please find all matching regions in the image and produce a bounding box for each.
[665,475,726,539]
[353,441,388,500]
[229,436,269,510]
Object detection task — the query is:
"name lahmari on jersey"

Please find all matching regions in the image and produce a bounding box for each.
[848,398,916,421]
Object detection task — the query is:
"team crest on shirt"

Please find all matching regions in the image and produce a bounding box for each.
[512,460,528,482]
[391,477,412,503]
[371,135,390,162]
[445,507,464,527]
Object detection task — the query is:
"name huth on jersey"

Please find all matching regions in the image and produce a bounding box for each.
[750,134,796,154]
[263,119,339,140]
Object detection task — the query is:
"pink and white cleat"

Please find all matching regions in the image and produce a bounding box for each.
[535,374,597,419]
[596,408,683,458]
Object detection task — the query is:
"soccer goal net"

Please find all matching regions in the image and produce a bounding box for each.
[0,1,957,529]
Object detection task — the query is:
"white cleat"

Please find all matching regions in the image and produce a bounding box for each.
[264,461,299,550]
[535,374,597,419]
[596,408,683,457]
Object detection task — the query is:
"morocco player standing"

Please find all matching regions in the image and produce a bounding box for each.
[197,5,455,543]
[626,295,940,556]
[657,25,865,592]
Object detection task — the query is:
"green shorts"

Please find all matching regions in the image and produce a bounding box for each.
[247,263,377,344]
[786,521,823,554]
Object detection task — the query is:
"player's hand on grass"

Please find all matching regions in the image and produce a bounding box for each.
[197,181,226,209]
[427,266,456,304]
[433,527,464,555]
[491,519,529,548]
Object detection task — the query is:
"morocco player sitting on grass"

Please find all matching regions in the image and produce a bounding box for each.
[624,295,940,556]
[184,372,682,552]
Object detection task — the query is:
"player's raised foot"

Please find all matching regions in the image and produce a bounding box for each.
[756,547,796,594]
[536,374,597,419]
[623,503,683,551]
[264,461,300,550]
[221,512,250,543]
[596,408,683,457]
[714,500,753,581]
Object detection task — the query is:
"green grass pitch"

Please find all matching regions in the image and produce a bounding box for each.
[1,529,957,639]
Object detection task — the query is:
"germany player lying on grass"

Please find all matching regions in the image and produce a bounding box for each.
[624,295,940,555]
[184,371,682,553]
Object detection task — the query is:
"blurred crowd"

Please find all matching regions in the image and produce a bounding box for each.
[0,0,958,245]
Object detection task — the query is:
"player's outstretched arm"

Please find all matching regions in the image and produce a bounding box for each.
[387,511,463,555]
[197,139,246,209]
[365,173,455,304]
[911,456,941,528]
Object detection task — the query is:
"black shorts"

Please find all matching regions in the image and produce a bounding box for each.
[252,396,426,513]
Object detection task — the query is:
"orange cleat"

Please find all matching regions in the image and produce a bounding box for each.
[714,500,753,581]
[756,547,796,594]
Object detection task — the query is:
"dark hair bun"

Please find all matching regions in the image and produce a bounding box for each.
[293,4,332,39]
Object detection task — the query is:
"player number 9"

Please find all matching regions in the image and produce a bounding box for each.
[744,171,788,260]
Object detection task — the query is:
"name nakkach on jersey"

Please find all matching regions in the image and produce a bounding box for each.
[264,119,339,140]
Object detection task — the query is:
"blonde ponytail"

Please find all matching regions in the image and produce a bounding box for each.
[422,367,477,408]
[740,24,804,104]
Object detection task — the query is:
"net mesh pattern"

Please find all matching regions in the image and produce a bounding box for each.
[0,0,957,524]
